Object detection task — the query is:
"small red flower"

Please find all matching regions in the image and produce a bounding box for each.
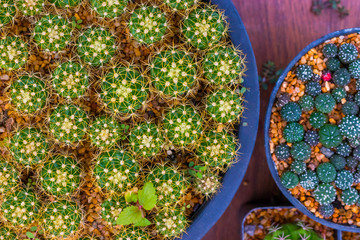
[321,71,332,82]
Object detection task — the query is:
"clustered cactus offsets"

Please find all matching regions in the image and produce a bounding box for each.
[271,37,360,224]
[0,0,247,239]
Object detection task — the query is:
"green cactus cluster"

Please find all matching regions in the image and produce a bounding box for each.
[48,0,81,8]
[90,0,128,18]
[0,160,19,193]
[0,227,17,239]
[154,208,187,239]
[101,195,127,226]
[0,0,16,28]
[264,222,323,240]
[194,172,221,197]
[115,226,150,240]
[16,0,44,16]
[0,36,28,70]
[164,0,198,11]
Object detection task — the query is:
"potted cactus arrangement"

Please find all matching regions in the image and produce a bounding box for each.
[0,0,259,239]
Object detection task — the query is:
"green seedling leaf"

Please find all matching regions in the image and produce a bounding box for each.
[77,19,83,24]
[125,191,138,203]
[26,232,35,238]
[30,226,37,231]
[134,217,151,227]
[194,165,200,170]
[200,166,206,171]
[138,182,157,210]
[189,161,194,167]
[116,206,142,226]
[196,173,203,179]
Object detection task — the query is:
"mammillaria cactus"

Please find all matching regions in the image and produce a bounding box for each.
[15,0,44,16]
[154,209,187,239]
[48,0,81,8]
[146,164,187,207]
[0,0,15,28]
[0,36,28,70]
[203,45,246,86]
[33,15,73,52]
[264,222,323,240]
[116,226,150,240]
[51,61,89,100]
[49,104,89,145]
[77,27,116,66]
[182,5,226,50]
[0,160,19,193]
[101,195,127,226]
[94,150,139,193]
[42,200,82,238]
[0,227,17,239]
[39,155,81,197]
[129,122,164,158]
[196,130,237,170]
[10,75,48,114]
[164,0,198,11]
[9,127,49,167]
[89,115,126,150]
[206,88,243,124]
[1,188,40,227]
[149,47,197,98]
[128,5,168,45]
[90,0,128,18]
[163,105,202,148]
[100,66,149,117]
[194,172,221,197]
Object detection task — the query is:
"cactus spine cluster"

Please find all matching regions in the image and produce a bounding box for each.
[0,36,28,70]
[90,0,128,18]
[0,0,16,28]
[16,0,44,16]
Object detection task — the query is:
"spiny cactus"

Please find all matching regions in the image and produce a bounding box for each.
[280,102,302,122]
[316,162,336,183]
[129,121,164,158]
[90,0,128,19]
[339,115,360,139]
[197,130,237,170]
[101,195,127,226]
[115,226,150,240]
[42,200,82,239]
[313,183,336,205]
[299,170,319,190]
[309,111,328,129]
[299,95,314,111]
[48,0,81,8]
[146,164,187,207]
[154,208,187,239]
[203,45,246,86]
[9,127,49,167]
[164,0,198,11]
[94,149,140,193]
[89,115,127,149]
[1,188,40,227]
[338,43,358,64]
[128,5,168,45]
[77,27,116,66]
[264,222,322,240]
[283,122,304,143]
[0,0,15,28]
[206,88,243,124]
[49,104,89,145]
[100,66,149,117]
[194,172,221,197]
[149,47,197,98]
[319,124,342,148]
[163,105,203,148]
[39,154,81,197]
[181,5,226,50]
[0,227,17,239]
[15,0,44,16]
[33,15,73,52]
[335,170,354,190]
[280,171,299,189]
[323,43,338,58]
[0,159,19,193]
[10,75,48,114]
[51,61,89,100]
[0,36,28,70]
[274,143,291,161]
[296,64,313,81]
[315,93,336,114]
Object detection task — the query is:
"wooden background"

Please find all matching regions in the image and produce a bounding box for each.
[203,0,360,239]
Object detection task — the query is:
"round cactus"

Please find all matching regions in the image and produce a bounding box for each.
[313,183,336,205]
[129,122,164,158]
[89,115,126,149]
[10,75,48,114]
[332,87,346,102]
[315,93,336,114]
[197,130,237,169]
[283,122,304,143]
[42,200,82,239]
[341,187,359,205]
[335,170,354,190]
[154,209,187,239]
[101,195,126,226]
[146,164,187,207]
[290,160,306,175]
[39,155,81,197]
[319,204,334,218]
[128,5,168,45]
[290,141,311,161]
[296,64,313,81]
[304,130,319,146]
[33,15,73,52]
[280,171,299,189]
[203,45,246,86]
[274,143,290,161]
[0,159,19,193]
[299,170,319,190]
[49,104,89,144]
[90,0,128,18]
[338,43,358,64]
[326,57,341,72]
[280,102,301,122]
[163,105,202,148]
[322,43,338,58]
[115,226,150,240]
[330,154,346,170]
[164,0,198,11]
[336,142,351,157]
[77,27,116,66]
[0,0,15,28]
[206,88,243,124]
[94,150,139,193]
[0,227,17,239]
[319,124,343,148]
[1,188,40,227]
[339,115,360,139]
[100,66,149,116]
[305,81,321,97]
[342,101,359,115]
[316,162,336,183]
[194,172,221,197]
[9,127,49,167]
[181,5,226,50]
[333,68,351,86]
[0,36,28,70]
[48,0,81,8]
[149,47,196,98]
[51,61,89,99]
[298,95,314,112]
[15,0,44,16]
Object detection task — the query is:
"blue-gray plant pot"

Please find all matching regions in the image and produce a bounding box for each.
[180,0,259,239]
[265,28,360,233]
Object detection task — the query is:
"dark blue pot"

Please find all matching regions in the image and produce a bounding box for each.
[180,0,259,239]
[265,28,360,233]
